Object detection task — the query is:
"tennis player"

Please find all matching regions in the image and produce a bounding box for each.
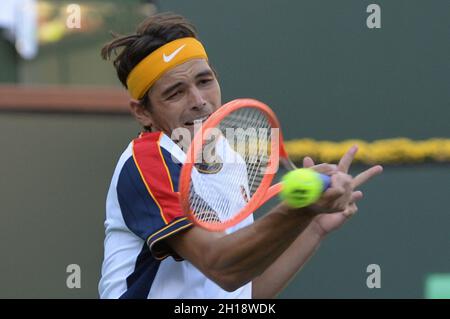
[98,12,382,299]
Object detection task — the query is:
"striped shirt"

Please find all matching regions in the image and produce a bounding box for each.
[99,132,253,298]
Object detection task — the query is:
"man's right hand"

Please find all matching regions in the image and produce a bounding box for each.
[312,171,354,214]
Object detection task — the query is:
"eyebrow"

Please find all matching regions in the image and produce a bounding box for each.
[160,69,214,97]
[161,82,183,98]
[195,70,214,79]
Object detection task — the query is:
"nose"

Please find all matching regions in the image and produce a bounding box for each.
[189,87,207,110]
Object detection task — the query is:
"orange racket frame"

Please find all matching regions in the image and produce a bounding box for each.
[179,98,296,231]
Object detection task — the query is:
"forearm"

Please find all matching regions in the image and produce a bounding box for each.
[184,203,319,291]
[168,171,353,292]
[252,220,324,298]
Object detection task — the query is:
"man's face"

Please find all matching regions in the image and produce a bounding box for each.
[146,59,221,140]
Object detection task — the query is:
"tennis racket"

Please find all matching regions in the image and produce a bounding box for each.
[179,98,330,231]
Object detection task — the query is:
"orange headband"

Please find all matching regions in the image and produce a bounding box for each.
[126,37,208,99]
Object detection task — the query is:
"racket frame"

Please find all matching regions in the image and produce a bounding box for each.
[179,98,290,231]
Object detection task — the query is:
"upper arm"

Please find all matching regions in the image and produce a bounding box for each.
[165,225,228,284]
[166,226,242,292]
[164,223,256,292]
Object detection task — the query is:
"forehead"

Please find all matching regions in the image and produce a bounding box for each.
[152,59,212,90]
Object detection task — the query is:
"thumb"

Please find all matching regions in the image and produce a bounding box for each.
[303,156,315,168]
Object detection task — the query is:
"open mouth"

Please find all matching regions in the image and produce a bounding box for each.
[184,115,210,126]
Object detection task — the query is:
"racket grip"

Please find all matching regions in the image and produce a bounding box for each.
[319,173,331,192]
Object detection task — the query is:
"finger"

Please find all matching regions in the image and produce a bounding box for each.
[303,156,315,168]
[343,203,358,217]
[310,163,338,175]
[351,190,363,202]
[352,165,383,188]
[332,172,352,190]
[322,186,345,202]
[338,145,358,173]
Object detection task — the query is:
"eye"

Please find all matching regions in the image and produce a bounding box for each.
[198,78,213,86]
[167,89,183,100]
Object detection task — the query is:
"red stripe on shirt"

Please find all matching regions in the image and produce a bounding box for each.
[132,132,183,224]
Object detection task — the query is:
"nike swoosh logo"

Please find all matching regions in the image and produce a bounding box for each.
[163,44,186,63]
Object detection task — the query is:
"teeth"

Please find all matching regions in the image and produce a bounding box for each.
[192,116,209,124]
[185,115,209,126]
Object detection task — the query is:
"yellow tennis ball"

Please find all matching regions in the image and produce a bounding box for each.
[280,168,323,208]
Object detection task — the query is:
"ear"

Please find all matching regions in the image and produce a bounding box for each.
[129,99,153,129]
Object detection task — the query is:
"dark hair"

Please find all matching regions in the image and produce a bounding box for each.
[101,12,198,89]
[101,13,199,130]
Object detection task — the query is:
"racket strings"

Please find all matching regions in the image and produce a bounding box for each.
[223,109,271,197]
[214,108,269,222]
[219,109,269,197]
[189,107,272,224]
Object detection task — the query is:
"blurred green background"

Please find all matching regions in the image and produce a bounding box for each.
[0,0,448,298]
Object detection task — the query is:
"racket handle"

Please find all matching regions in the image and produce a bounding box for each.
[320,173,331,192]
